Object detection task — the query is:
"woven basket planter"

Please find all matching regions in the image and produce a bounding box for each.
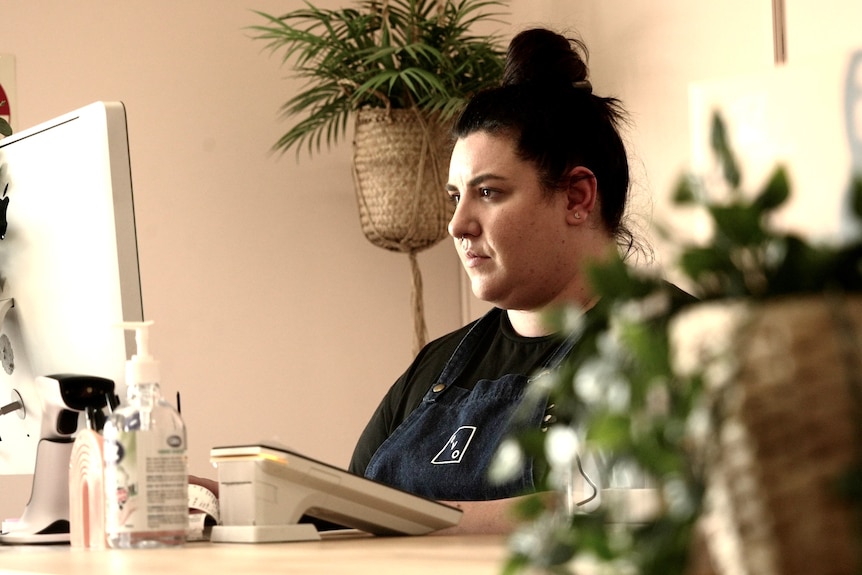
[352,107,455,353]
[674,296,862,575]
[352,107,454,254]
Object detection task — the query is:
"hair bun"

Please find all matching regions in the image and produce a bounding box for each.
[502,28,589,88]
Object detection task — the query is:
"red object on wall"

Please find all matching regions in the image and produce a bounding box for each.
[0,84,11,125]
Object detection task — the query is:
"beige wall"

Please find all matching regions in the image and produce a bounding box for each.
[1,0,466,520]
[1,0,859,524]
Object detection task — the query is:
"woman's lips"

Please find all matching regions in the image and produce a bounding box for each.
[464,250,490,268]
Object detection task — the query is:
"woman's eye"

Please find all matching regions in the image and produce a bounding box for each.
[448,188,498,204]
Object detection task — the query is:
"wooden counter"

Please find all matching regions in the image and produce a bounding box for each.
[0,533,509,575]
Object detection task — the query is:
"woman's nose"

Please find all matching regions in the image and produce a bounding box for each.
[448,202,467,239]
[448,201,475,239]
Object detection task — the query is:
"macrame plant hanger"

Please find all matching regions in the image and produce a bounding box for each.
[351,0,455,356]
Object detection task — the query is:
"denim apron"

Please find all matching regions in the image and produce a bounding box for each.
[364,308,577,501]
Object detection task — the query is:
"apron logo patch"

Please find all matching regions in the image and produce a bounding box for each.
[431,426,476,465]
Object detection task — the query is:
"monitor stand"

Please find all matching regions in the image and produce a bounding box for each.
[0,438,72,544]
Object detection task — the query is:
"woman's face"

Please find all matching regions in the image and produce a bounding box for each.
[446,131,581,311]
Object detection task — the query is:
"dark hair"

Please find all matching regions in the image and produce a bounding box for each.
[454,28,635,253]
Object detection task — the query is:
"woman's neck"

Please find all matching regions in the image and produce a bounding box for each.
[504,309,550,338]
[506,291,599,338]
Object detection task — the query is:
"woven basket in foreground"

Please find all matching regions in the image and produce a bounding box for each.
[677,296,862,575]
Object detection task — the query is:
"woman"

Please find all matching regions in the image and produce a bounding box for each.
[348,27,640,533]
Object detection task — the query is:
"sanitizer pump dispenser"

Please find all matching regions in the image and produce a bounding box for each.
[103,321,188,548]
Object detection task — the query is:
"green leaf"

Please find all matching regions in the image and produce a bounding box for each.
[709,204,765,246]
[501,555,531,575]
[710,112,741,188]
[621,323,671,378]
[678,247,734,282]
[0,117,10,138]
[587,253,631,299]
[587,413,631,449]
[509,492,547,521]
[753,166,790,213]
[672,175,698,205]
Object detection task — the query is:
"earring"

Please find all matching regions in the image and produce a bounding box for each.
[574,212,581,219]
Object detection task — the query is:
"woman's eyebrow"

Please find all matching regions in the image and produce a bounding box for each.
[446,173,508,191]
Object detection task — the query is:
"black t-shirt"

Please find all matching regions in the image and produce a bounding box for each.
[349,308,564,476]
[348,283,697,478]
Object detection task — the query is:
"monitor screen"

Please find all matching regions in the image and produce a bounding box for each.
[0,101,143,476]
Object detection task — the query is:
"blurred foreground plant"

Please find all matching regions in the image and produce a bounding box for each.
[499,113,862,575]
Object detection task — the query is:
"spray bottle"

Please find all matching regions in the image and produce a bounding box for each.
[103,321,187,548]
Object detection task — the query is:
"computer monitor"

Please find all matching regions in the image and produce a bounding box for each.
[0,101,143,478]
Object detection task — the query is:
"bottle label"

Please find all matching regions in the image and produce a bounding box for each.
[104,430,188,534]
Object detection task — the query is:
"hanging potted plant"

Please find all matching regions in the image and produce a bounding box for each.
[249,0,507,353]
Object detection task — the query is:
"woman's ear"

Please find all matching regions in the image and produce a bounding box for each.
[564,166,597,225]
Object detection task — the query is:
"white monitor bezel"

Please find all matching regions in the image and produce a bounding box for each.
[0,101,143,475]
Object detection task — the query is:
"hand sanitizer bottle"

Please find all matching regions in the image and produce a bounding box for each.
[103,321,187,548]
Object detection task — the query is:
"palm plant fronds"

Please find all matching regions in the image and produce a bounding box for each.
[249,0,507,156]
